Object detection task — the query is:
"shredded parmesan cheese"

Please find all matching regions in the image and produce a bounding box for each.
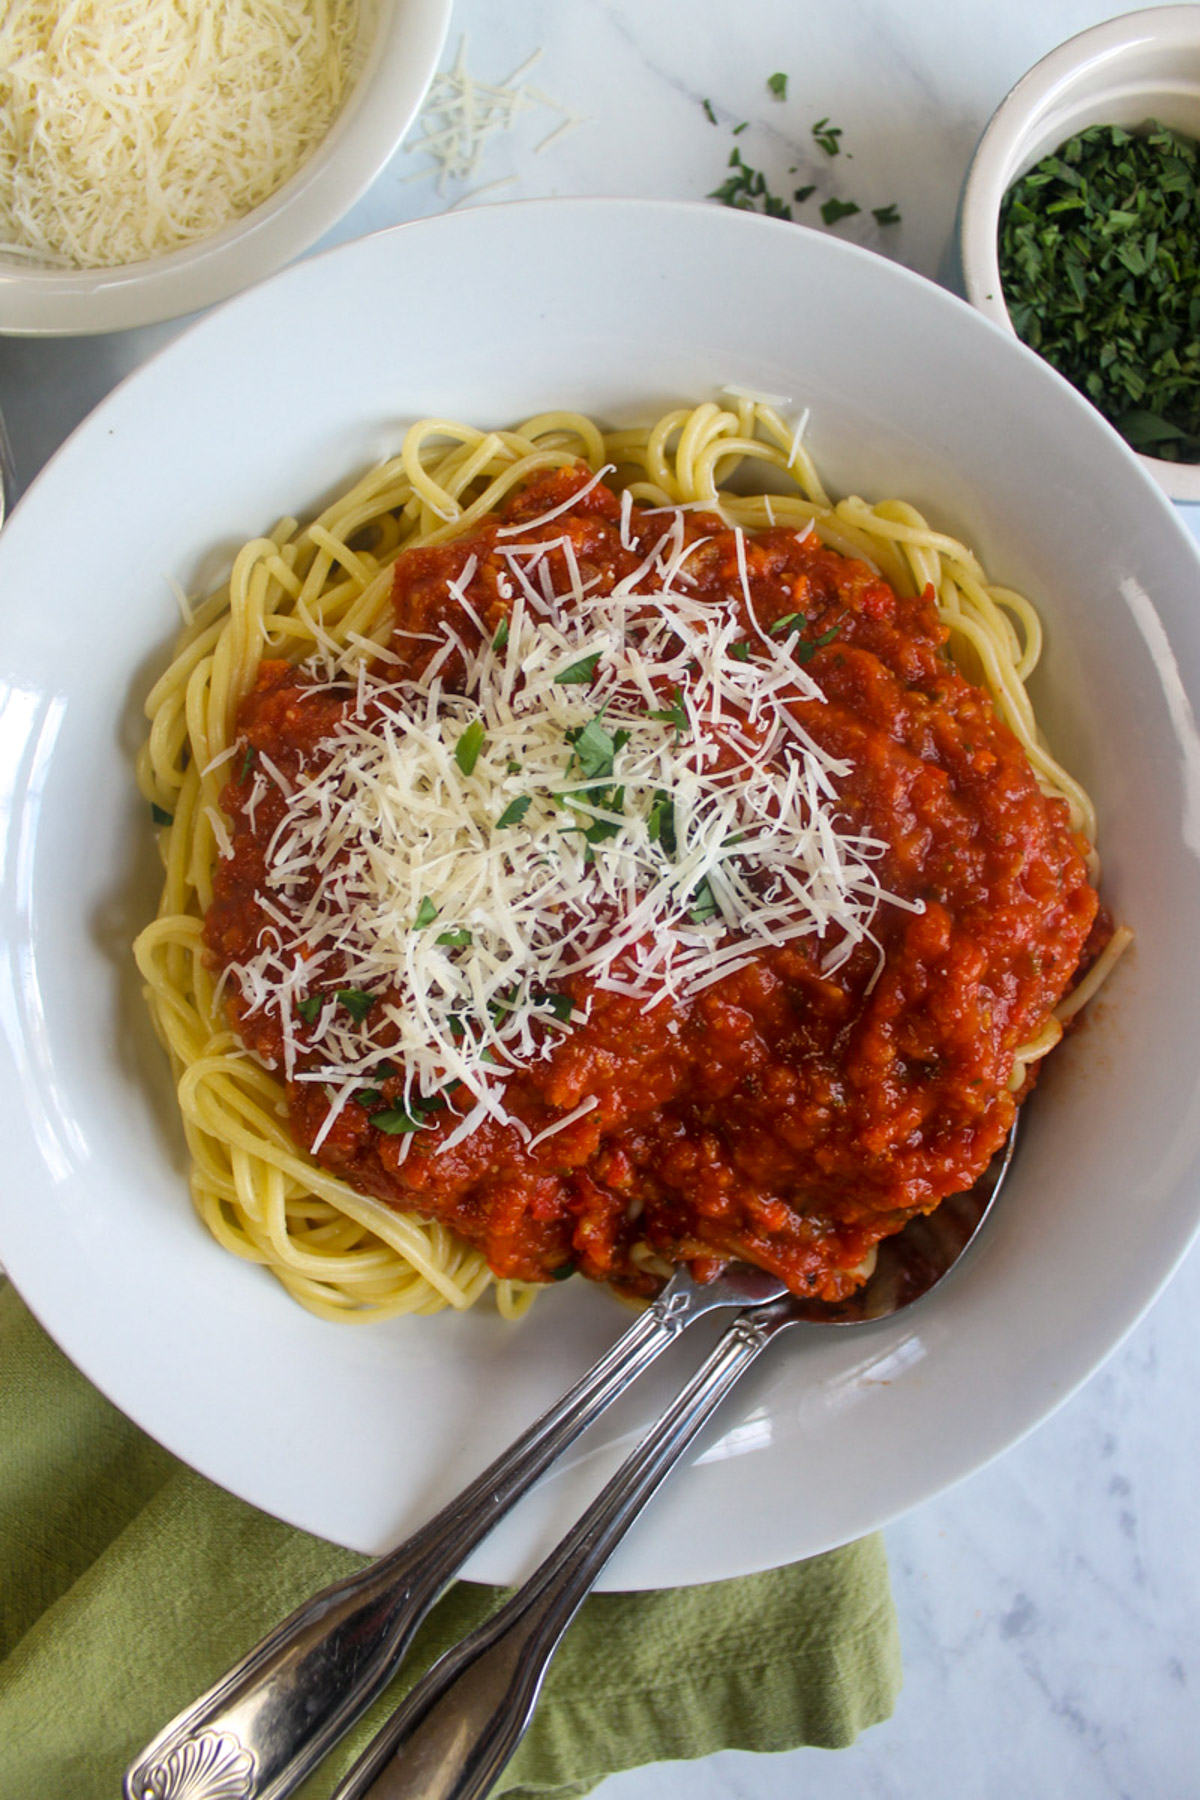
[403,34,581,199]
[225,503,922,1146]
[0,0,360,268]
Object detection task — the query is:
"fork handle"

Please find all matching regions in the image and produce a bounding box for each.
[123,1274,712,1800]
[335,1298,796,1800]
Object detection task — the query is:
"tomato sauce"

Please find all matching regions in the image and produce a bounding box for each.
[205,468,1100,1300]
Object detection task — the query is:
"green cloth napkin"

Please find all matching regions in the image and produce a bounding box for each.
[0,1284,901,1800]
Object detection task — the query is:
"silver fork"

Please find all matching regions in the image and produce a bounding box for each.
[123,1258,788,1800]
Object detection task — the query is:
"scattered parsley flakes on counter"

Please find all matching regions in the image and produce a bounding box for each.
[821,196,860,225]
[998,122,1200,463]
[812,116,843,156]
[709,145,794,218]
[705,91,899,231]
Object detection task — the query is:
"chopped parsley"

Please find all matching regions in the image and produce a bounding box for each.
[565,713,629,782]
[793,623,841,664]
[709,145,794,219]
[554,650,603,685]
[491,617,510,652]
[336,987,376,1022]
[647,687,689,742]
[702,97,718,125]
[688,875,721,925]
[707,105,899,233]
[454,718,485,775]
[647,788,677,854]
[533,989,574,1023]
[496,794,532,828]
[150,802,174,827]
[998,121,1200,462]
[767,71,788,100]
[820,196,860,225]
[414,896,438,928]
[436,927,473,948]
[812,116,842,156]
[372,1092,446,1135]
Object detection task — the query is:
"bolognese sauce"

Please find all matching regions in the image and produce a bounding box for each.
[203,465,1100,1301]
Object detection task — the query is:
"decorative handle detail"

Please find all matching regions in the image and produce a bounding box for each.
[132,1731,256,1800]
[335,1294,800,1800]
[124,1265,781,1800]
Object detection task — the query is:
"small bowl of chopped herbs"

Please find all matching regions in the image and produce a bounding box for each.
[959,5,1200,502]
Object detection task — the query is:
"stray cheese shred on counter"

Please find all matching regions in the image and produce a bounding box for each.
[0,0,360,269]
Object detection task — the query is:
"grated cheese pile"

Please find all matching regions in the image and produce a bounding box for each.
[0,0,359,268]
[221,488,921,1155]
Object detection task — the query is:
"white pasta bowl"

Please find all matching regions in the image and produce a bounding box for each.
[0,0,450,336]
[959,5,1200,502]
[0,200,1198,1585]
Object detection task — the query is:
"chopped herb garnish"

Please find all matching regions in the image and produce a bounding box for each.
[729,639,753,661]
[710,145,793,220]
[336,987,376,1022]
[436,927,473,948]
[533,990,574,1023]
[732,120,749,136]
[998,122,1200,462]
[647,788,677,854]
[872,202,902,225]
[770,611,804,636]
[793,183,816,203]
[296,994,322,1023]
[414,896,438,929]
[150,802,174,826]
[820,196,860,225]
[372,1109,424,1134]
[554,650,602,685]
[551,1261,577,1280]
[371,1089,447,1134]
[565,714,628,782]
[454,718,485,776]
[496,795,532,828]
[812,116,843,156]
[688,876,721,925]
[238,744,256,782]
[491,617,510,652]
[648,686,689,742]
[702,97,718,124]
[794,623,841,664]
[767,71,788,100]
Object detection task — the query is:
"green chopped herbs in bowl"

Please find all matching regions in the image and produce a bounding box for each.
[998,122,1200,464]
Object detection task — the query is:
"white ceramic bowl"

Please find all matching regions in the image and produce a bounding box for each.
[959,5,1200,503]
[1,200,1200,1585]
[0,0,451,337]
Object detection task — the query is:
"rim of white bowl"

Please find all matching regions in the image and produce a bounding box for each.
[960,5,1200,504]
[0,0,453,338]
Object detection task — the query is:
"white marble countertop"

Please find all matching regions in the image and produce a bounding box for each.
[2,2,1199,1795]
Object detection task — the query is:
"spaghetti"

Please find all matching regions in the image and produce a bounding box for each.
[135,398,1128,1322]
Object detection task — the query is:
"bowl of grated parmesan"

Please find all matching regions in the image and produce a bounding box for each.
[0,0,451,336]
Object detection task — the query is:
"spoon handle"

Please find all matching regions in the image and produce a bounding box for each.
[122,1270,741,1800]
[334,1298,796,1800]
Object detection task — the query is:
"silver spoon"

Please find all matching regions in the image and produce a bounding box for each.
[330,1123,1018,1800]
[123,1258,789,1800]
